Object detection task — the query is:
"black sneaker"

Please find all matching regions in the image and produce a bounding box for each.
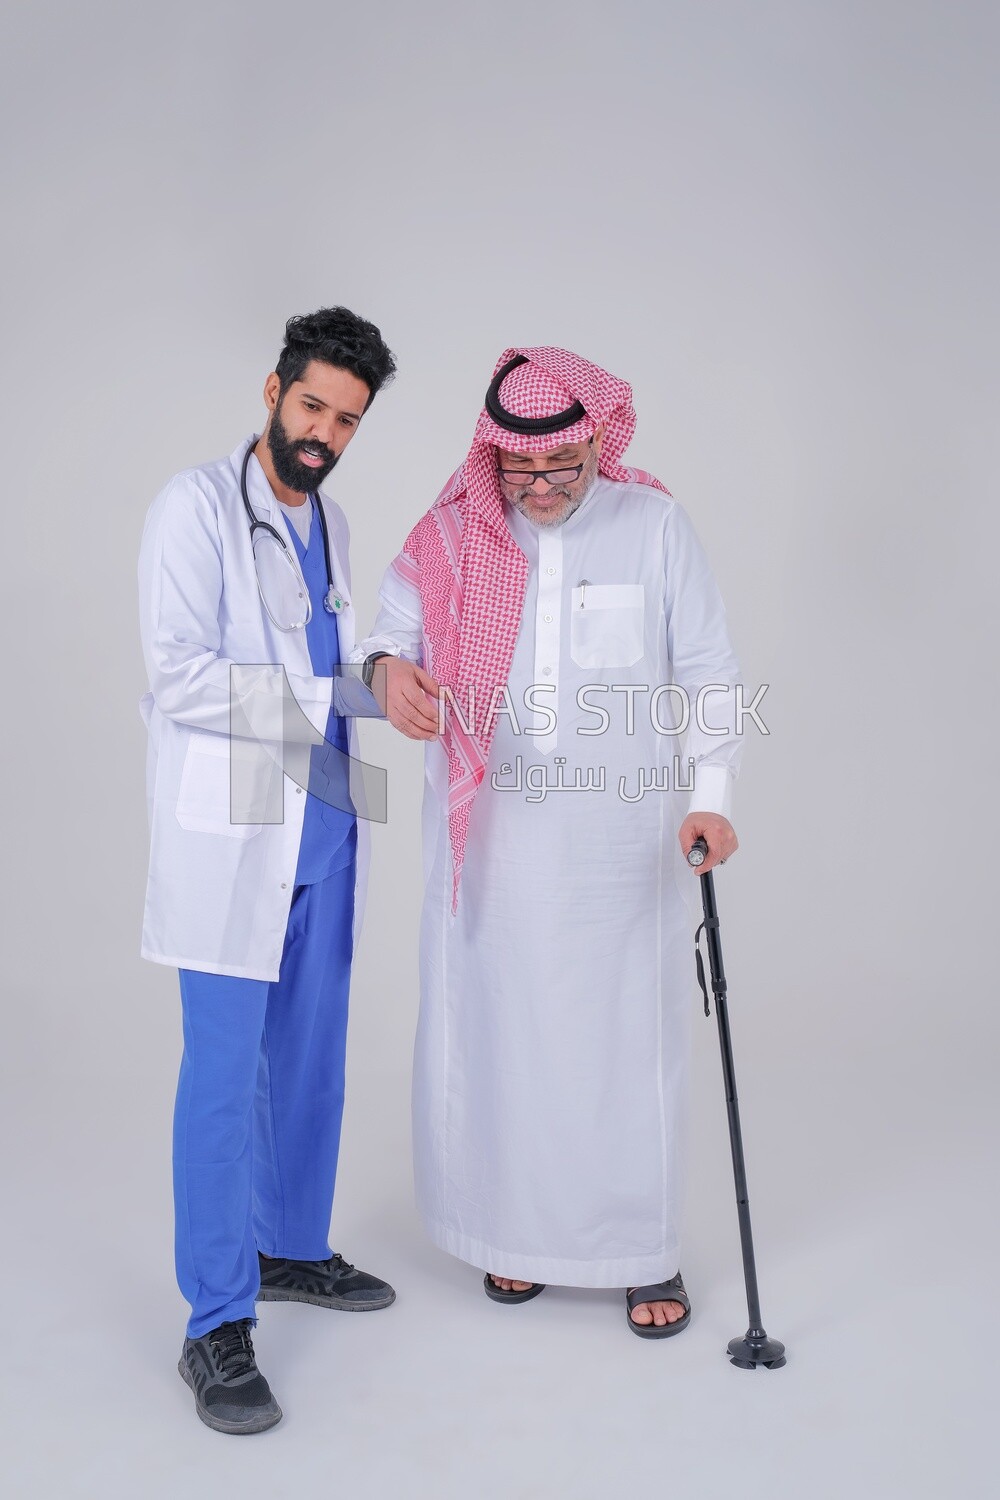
[257,1251,396,1311]
[178,1319,282,1435]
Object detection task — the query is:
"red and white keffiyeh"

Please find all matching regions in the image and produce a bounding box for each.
[392,346,670,908]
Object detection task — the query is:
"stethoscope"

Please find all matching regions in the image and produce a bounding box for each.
[240,441,346,615]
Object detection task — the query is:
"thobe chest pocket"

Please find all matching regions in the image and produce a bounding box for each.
[174,733,262,839]
[569,583,645,669]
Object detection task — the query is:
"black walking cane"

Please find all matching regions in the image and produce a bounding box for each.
[688,836,786,1370]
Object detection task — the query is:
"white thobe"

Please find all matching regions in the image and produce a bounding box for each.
[358,479,743,1286]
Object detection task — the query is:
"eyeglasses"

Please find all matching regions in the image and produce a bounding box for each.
[498,435,593,490]
[498,461,586,489]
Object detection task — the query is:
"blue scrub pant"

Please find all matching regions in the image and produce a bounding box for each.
[174,862,355,1338]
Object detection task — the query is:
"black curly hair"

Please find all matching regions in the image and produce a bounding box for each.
[274,306,397,409]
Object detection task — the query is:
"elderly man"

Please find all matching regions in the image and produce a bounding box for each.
[356,347,744,1337]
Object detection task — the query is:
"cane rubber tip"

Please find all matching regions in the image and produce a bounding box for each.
[726,1334,786,1369]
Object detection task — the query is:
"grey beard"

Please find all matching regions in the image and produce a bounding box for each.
[507,471,598,529]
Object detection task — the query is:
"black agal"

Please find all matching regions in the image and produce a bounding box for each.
[484,355,587,436]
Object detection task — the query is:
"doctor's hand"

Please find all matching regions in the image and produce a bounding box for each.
[679,812,738,875]
[372,657,441,740]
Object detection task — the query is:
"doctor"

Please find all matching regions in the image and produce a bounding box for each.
[138,307,397,1436]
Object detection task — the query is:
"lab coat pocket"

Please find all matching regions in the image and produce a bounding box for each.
[570,583,645,669]
[174,733,262,838]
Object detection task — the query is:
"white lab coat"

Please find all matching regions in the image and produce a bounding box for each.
[138,436,370,982]
[357,479,743,1286]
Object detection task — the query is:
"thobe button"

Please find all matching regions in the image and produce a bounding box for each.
[542,666,552,676]
[546,566,556,575]
[543,614,553,623]
[280,882,288,889]
[295,786,303,794]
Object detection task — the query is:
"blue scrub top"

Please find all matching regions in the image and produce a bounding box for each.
[286,499,357,884]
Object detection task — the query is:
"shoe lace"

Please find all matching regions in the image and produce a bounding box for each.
[210,1319,256,1379]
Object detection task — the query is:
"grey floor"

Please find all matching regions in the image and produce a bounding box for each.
[4,888,993,1500]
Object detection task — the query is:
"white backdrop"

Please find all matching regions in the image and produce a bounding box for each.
[1,2,996,1495]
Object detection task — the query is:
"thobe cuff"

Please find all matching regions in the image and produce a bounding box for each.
[688,763,733,820]
[350,639,407,665]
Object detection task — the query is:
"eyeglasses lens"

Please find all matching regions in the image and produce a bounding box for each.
[500,467,582,487]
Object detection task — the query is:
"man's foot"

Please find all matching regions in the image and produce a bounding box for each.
[626,1293,687,1327]
[483,1272,546,1304]
[178,1319,282,1435]
[626,1272,691,1339]
[257,1251,396,1311]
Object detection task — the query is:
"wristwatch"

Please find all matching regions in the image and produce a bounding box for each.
[361,652,391,690]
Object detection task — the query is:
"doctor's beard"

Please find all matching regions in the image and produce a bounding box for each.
[504,444,600,529]
[267,401,341,493]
